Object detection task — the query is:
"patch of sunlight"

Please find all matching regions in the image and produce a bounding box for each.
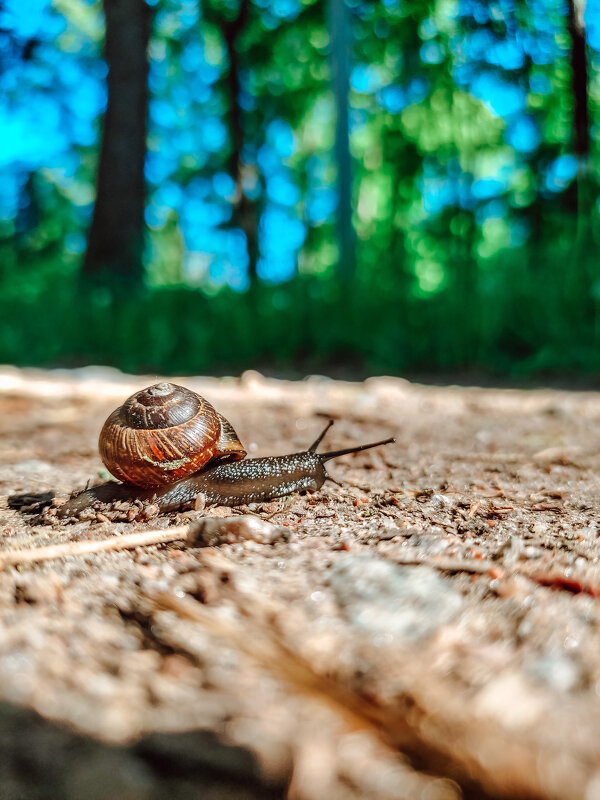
[477,217,510,259]
[299,242,337,275]
[510,166,533,194]
[352,123,383,169]
[146,216,184,287]
[407,230,439,260]
[415,259,446,293]
[149,39,167,62]
[301,95,335,151]
[183,251,212,287]
[357,174,392,224]
[545,114,571,146]
[203,29,225,67]
[40,168,95,206]
[309,28,329,49]
[54,0,104,44]
[469,146,515,180]
[155,11,183,39]
[434,0,458,33]
[401,89,504,153]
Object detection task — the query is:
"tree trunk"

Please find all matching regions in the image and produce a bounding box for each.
[566,0,589,161]
[563,0,592,329]
[222,0,259,283]
[329,0,355,282]
[83,0,152,286]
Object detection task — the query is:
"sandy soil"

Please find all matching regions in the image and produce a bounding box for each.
[1,366,600,800]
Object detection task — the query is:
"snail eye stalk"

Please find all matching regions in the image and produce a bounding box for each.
[318,437,395,463]
[308,420,335,453]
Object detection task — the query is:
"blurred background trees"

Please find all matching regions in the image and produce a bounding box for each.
[0,0,599,376]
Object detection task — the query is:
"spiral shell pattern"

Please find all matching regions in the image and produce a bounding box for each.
[99,382,246,487]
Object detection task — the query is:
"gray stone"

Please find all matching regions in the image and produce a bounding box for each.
[328,554,463,640]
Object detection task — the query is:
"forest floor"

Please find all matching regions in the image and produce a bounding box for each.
[1,367,600,800]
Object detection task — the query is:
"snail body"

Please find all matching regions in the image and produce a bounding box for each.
[59,382,394,518]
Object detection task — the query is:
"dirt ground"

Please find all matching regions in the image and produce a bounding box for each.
[1,366,600,800]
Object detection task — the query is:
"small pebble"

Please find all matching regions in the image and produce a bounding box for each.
[189,516,289,547]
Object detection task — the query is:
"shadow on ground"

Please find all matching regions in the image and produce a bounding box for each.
[0,703,286,800]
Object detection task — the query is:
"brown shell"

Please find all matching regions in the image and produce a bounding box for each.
[98,382,246,487]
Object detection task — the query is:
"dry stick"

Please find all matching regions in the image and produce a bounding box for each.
[1,530,485,572]
[0,525,191,569]
[0,516,283,569]
[395,556,600,597]
[392,556,495,574]
[2,528,597,600]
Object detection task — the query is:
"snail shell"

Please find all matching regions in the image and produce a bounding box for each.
[98,382,246,487]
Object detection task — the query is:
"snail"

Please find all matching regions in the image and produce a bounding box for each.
[58,382,394,518]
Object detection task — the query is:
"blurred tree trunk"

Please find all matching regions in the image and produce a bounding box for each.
[563,0,592,330]
[329,0,355,283]
[221,0,260,283]
[566,0,589,163]
[82,0,152,286]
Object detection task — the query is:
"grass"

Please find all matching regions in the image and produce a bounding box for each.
[2,234,600,379]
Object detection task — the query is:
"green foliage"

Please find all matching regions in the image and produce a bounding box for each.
[3,0,600,377]
[2,224,600,376]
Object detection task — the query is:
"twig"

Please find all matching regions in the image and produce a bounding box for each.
[0,515,285,569]
[397,555,600,597]
[393,556,498,575]
[262,494,297,520]
[0,525,191,569]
